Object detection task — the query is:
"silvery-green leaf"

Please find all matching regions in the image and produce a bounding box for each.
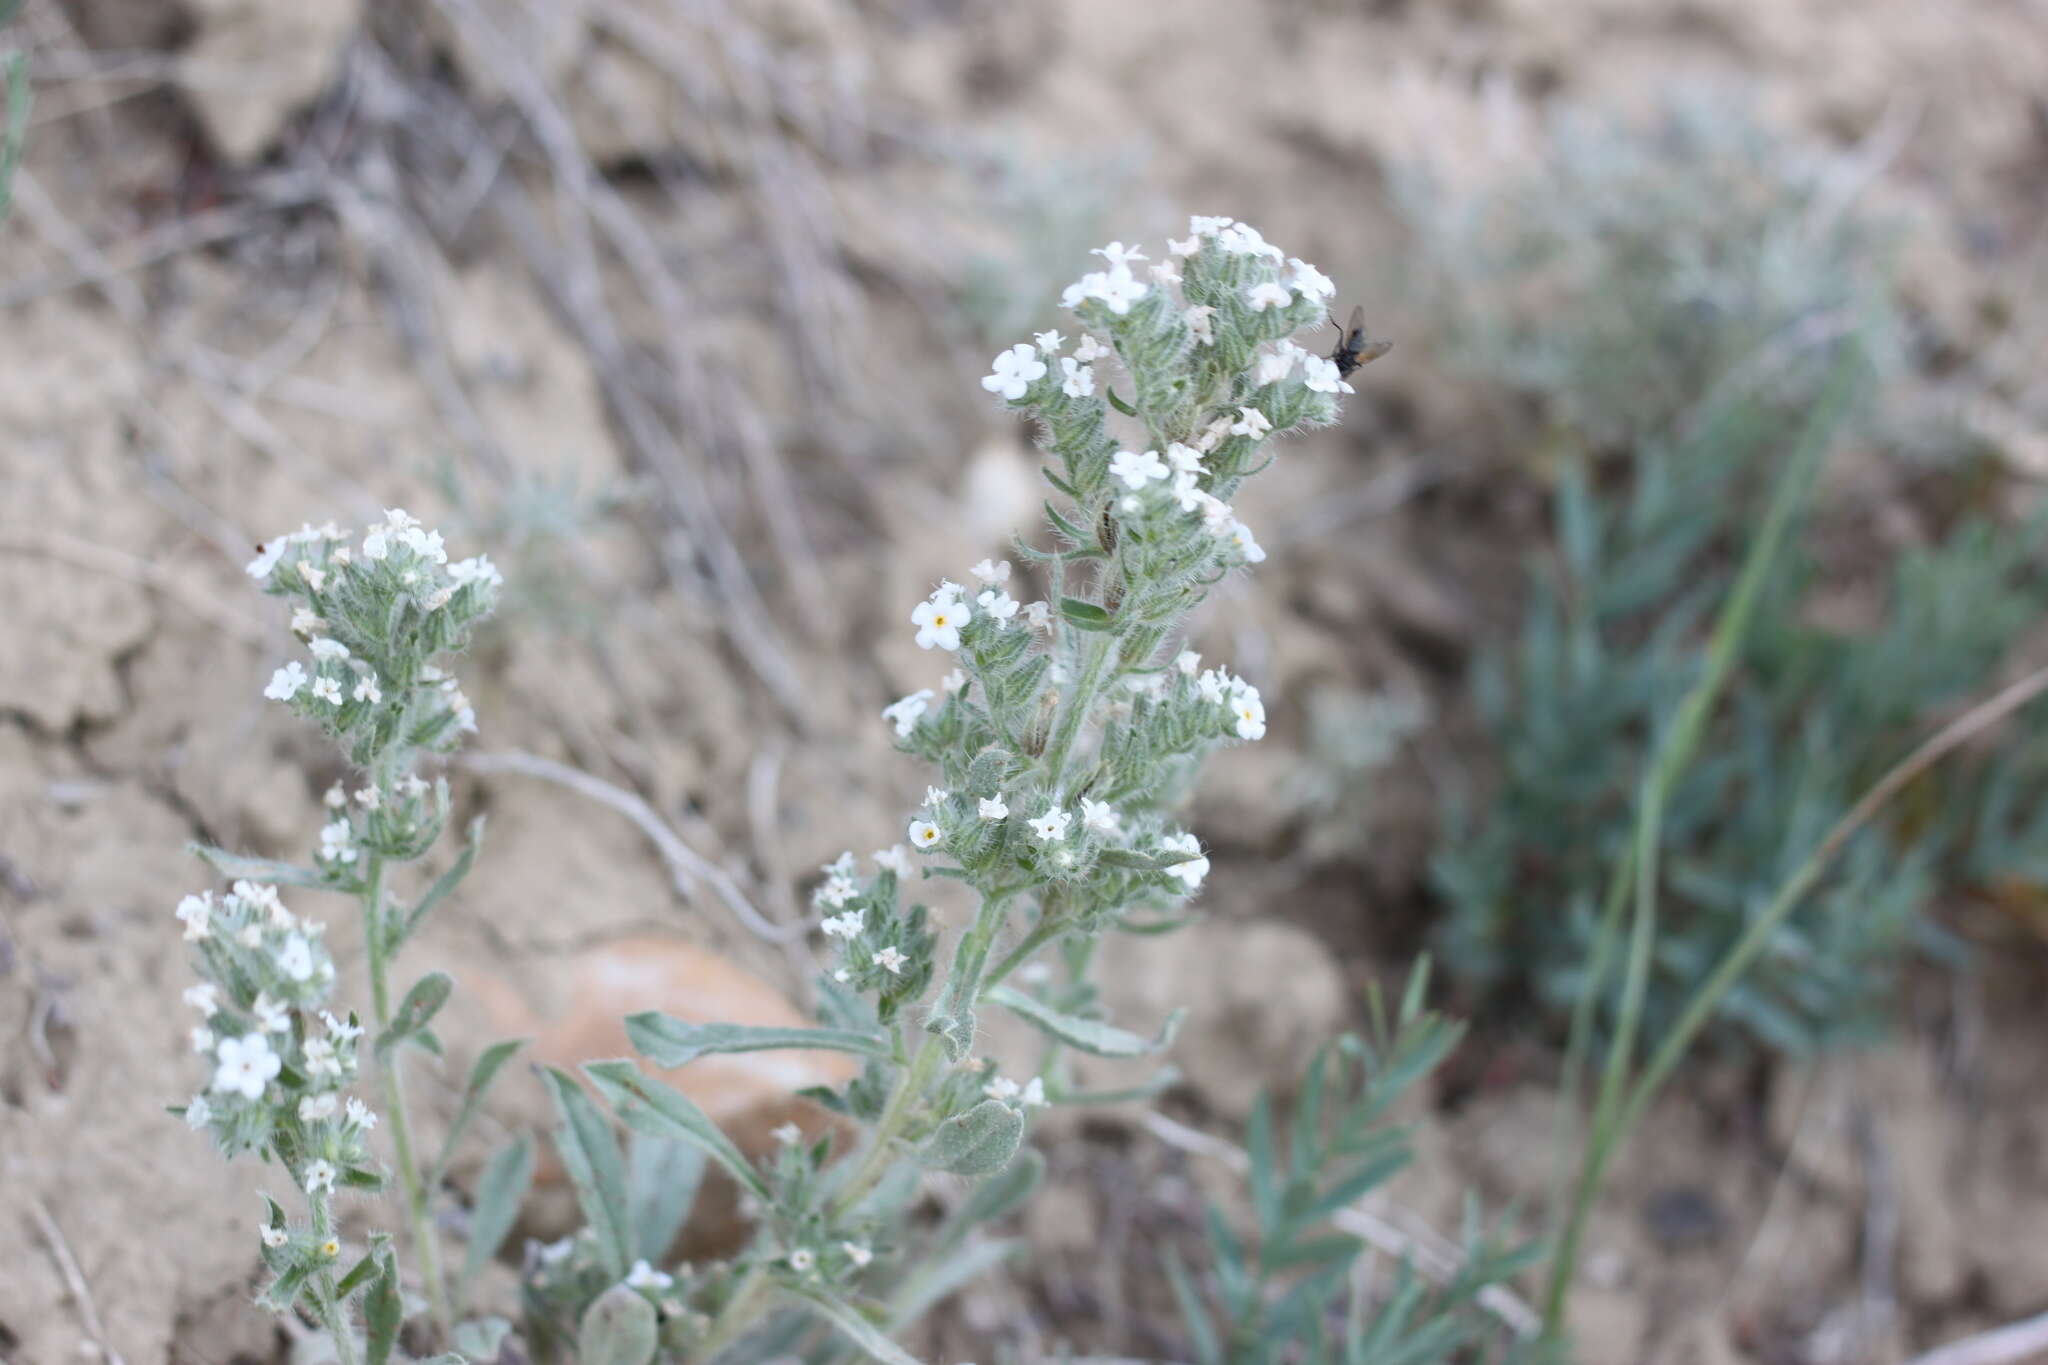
[778,1284,928,1365]
[431,1037,526,1188]
[918,1099,1023,1177]
[582,1060,770,1202]
[986,984,1184,1058]
[401,814,486,943]
[624,1013,887,1069]
[541,1068,634,1280]
[460,1134,534,1299]
[953,1148,1043,1229]
[364,1250,401,1365]
[626,1132,703,1263]
[578,1284,658,1365]
[189,842,332,889]
[375,971,453,1060]
[888,1237,1020,1332]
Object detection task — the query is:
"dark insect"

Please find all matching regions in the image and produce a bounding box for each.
[1328,306,1392,379]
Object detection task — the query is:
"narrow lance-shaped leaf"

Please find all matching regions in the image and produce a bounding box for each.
[987,984,1184,1058]
[400,814,487,944]
[541,1067,635,1280]
[460,1134,535,1300]
[188,842,332,890]
[364,1250,402,1365]
[778,1283,929,1365]
[582,1059,770,1202]
[375,971,453,1060]
[431,1037,526,1188]
[624,1012,888,1069]
[626,1132,704,1264]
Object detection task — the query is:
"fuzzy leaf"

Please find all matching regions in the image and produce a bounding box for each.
[626,1132,704,1264]
[888,1237,1020,1332]
[401,814,486,943]
[624,1013,887,1069]
[779,1283,928,1365]
[188,842,331,889]
[541,1067,635,1280]
[582,1059,770,1202]
[364,1251,402,1365]
[578,1284,659,1365]
[460,1134,535,1298]
[1059,597,1115,632]
[431,1037,526,1187]
[919,1099,1024,1177]
[1105,386,1140,417]
[953,1147,1043,1228]
[375,971,453,1060]
[987,984,1183,1057]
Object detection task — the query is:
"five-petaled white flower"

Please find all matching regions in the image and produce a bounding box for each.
[1034,329,1065,354]
[299,1093,338,1122]
[908,819,941,849]
[1177,650,1202,676]
[984,1075,1021,1102]
[977,588,1020,626]
[873,845,910,876]
[261,1223,288,1249]
[972,558,1010,585]
[310,676,343,706]
[321,1010,363,1042]
[882,689,933,738]
[1060,355,1095,397]
[176,893,213,941]
[1185,305,1216,345]
[1189,215,1233,237]
[1231,406,1273,438]
[246,541,287,580]
[213,1033,281,1099]
[1223,519,1267,565]
[303,1160,338,1195]
[1092,240,1148,268]
[1160,832,1210,890]
[1081,798,1121,834]
[1110,448,1169,489]
[302,1037,341,1080]
[185,1094,213,1131]
[277,934,316,982]
[1218,222,1284,260]
[1023,600,1052,631]
[1255,346,1297,387]
[1063,265,1148,315]
[1074,334,1111,363]
[822,911,863,939]
[1021,1077,1047,1107]
[298,563,327,593]
[353,674,381,704]
[1198,668,1232,705]
[1230,682,1267,739]
[309,638,350,662]
[1150,258,1183,287]
[1287,257,1335,301]
[345,1097,377,1130]
[1165,442,1204,475]
[264,662,308,702]
[978,795,1009,821]
[1302,354,1353,395]
[1168,235,1201,257]
[253,992,291,1033]
[788,1248,817,1273]
[981,343,1047,401]
[872,946,908,975]
[320,821,358,865]
[1028,805,1072,843]
[1245,281,1292,312]
[290,607,325,636]
[911,586,971,651]
[183,983,220,1015]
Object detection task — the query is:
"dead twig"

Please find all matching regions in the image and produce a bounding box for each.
[29,1195,129,1365]
[1142,1111,1542,1339]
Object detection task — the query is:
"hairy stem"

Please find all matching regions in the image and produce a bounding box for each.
[830,1039,943,1219]
[691,1263,771,1362]
[1042,630,1118,789]
[362,853,450,1335]
[308,1195,360,1365]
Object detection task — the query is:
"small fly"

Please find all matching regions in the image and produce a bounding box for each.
[1327,306,1392,379]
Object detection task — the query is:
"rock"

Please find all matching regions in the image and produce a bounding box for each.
[178,0,364,162]
[1093,918,1347,1119]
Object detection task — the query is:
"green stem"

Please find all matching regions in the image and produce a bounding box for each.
[362,853,451,1336]
[830,1040,943,1219]
[308,1196,360,1365]
[1043,631,1118,788]
[1540,348,1864,1336]
[691,1263,771,1362]
[980,915,1065,995]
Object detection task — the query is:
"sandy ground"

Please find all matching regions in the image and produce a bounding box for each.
[3,1,2048,1362]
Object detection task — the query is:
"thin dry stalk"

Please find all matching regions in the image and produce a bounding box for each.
[28,1196,129,1365]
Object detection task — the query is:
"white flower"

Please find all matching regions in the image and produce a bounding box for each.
[264,662,308,702]
[400,774,429,801]
[821,911,863,939]
[1185,305,1216,345]
[310,676,343,706]
[1110,448,1169,489]
[981,343,1047,401]
[1196,415,1235,452]
[842,1241,873,1268]
[1198,668,1232,705]
[308,638,350,662]
[1165,442,1204,475]
[882,689,933,738]
[175,893,213,941]
[235,880,288,924]
[1064,265,1148,315]
[788,1248,816,1273]
[277,935,315,983]
[971,558,1011,586]
[303,1160,337,1195]
[984,1075,1020,1102]
[1034,329,1065,354]
[449,554,503,587]
[246,540,287,579]
[1232,406,1273,438]
[1060,355,1096,397]
[911,587,971,651]
[324,783,346,809]
[260,1223,288,1249]
[1021,1077,1047,1107]
[184,1094,213,1129]
[1224,519,1267,564]
[1074,334,1111,363]
[362,530,390,561]
[873,845,910,876]
[299,1093,338,1122]
[1177,650,1202,676]
[978,795,1008,821]
[1287,257,1335,301]
[908,819,941,849]
[772,1122,803,1147]
[1254,346,1297,387]
[212,1033,280,1100]
[1170,470,1207,515]
[319,821,358,865]
[290,607,325,635]
[183,983,220,1015]
[191,1025,214,1054]
[303,1037,341,1080]
[356,784,381,810]
[1245,281,1292,312]
[925,786,950,806]
[942,668,968,694]
[1160,832,1210,890]
[321,1010,363,1043]
[1195,490,1234,530]
[1080,798,1120,834]
[1028,805,1071,843]
[1302,354,1353,395]
[353,674,382,705]
[1150,258,1183,287]
[977,588,1020,626]
[1230,684,1267,739]
[1168,234,1201,257]
[1189,215,1233,237]
[400,526,447,564]
[237,922,263,948]
[1023,600,1052,631]
[345,1097,377,1130]
[1218,222,1283,260]
[298,563,327,593]
[872,946,908,975]
[253,992,290,1033]
[1092,240,1148,268]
